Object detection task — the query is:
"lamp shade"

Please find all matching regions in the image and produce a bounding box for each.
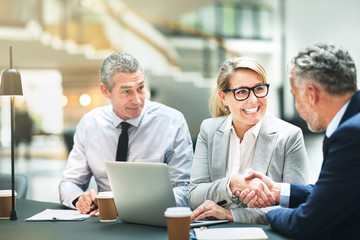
[0,68,23,96]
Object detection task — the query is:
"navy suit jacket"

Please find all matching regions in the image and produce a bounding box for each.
[266,90,360,240]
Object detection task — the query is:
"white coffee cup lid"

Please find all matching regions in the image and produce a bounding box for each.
[97,191,113,199]
[164,207,192,217]
[0,190,17,197]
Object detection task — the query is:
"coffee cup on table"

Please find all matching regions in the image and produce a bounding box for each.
[0,190,17,219]
[97,191,117,222]
[164,207,192,240]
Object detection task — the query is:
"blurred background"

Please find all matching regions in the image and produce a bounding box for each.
[0,0,359,203]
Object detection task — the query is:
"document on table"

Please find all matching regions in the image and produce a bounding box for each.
[25,209,91,222]
[194,227,268,240]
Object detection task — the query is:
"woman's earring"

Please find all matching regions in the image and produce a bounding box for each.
[224,105,228,111]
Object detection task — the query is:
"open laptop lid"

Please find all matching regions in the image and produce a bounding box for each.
[105,162,177,227]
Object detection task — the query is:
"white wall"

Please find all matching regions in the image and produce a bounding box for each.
[287,0,360,65]
[284,0,360,118]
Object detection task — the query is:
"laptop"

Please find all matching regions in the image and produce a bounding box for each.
[105,161,229,227]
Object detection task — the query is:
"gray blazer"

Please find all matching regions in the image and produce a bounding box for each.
[189,113,309,224]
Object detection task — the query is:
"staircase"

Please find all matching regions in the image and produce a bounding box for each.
[148,71,213,135]
[0,0,280,137]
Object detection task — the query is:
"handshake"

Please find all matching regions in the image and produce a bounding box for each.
[230,170,283,208]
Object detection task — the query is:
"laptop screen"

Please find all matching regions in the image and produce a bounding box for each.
[105,162,177,227]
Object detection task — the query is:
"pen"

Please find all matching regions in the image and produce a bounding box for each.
[216,200,227,206]
[190,230,197,240]
[89,201,95,209]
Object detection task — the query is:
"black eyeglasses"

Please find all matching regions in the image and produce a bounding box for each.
[223,84,270,101]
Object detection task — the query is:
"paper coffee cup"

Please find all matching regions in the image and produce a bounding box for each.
[98,191,117,222]
[164,207,192,240]
[0,190,17,219]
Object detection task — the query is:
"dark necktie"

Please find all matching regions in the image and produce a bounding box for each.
[322,135,330,158]
[116,122,130,161]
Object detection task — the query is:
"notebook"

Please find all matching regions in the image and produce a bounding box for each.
[105,161,228,228]
[194,227,268,240]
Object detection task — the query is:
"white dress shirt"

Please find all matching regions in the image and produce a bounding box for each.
[59,100,193,208]
[225,116,262,176]
[224,115,262,202]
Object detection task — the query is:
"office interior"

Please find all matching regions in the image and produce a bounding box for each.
[0,0,359,203]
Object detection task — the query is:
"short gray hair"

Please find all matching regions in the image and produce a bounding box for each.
[289,43,357,95]
[99,52,144,91]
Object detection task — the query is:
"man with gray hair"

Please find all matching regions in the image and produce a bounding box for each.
[240,43,360,239]
[59,52,193,215]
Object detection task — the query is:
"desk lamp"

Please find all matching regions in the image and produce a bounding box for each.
[0,46,23,221]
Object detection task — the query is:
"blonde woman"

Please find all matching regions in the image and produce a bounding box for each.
[189,57,308,224]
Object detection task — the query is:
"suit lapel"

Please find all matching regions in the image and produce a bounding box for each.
[251,114,277,173]
[323,91,360,164]
[211,116,230,180]
[339,91,360,125]
[211,114,278,177]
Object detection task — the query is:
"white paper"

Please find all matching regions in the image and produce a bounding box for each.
[194,227,268,240]
[25,209,91,221]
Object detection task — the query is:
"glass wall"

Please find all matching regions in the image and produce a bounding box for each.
[179,1,273,40]
[0,70,63,146]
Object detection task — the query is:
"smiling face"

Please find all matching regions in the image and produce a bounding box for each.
[219,69,267,134]
[101,69,146,120]
[290,74,324,132]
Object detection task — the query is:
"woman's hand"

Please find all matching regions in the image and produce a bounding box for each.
[236,170,281,208]
[191,200,234,222]
[229,175,275,207]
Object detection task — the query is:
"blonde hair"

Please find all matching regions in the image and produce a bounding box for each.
[210,57,267,117]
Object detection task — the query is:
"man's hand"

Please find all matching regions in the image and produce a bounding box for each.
[76,189,99,216]
[229,175,276,207]
[237,170,282,208]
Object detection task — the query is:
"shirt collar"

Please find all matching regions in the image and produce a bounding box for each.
[325,100,350,137]
[224,115,233,133]
[224,113,262,139]
[111,100,148,128]
[250,118,262,138]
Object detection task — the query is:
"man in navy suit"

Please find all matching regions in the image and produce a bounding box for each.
[240,43,360,239]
